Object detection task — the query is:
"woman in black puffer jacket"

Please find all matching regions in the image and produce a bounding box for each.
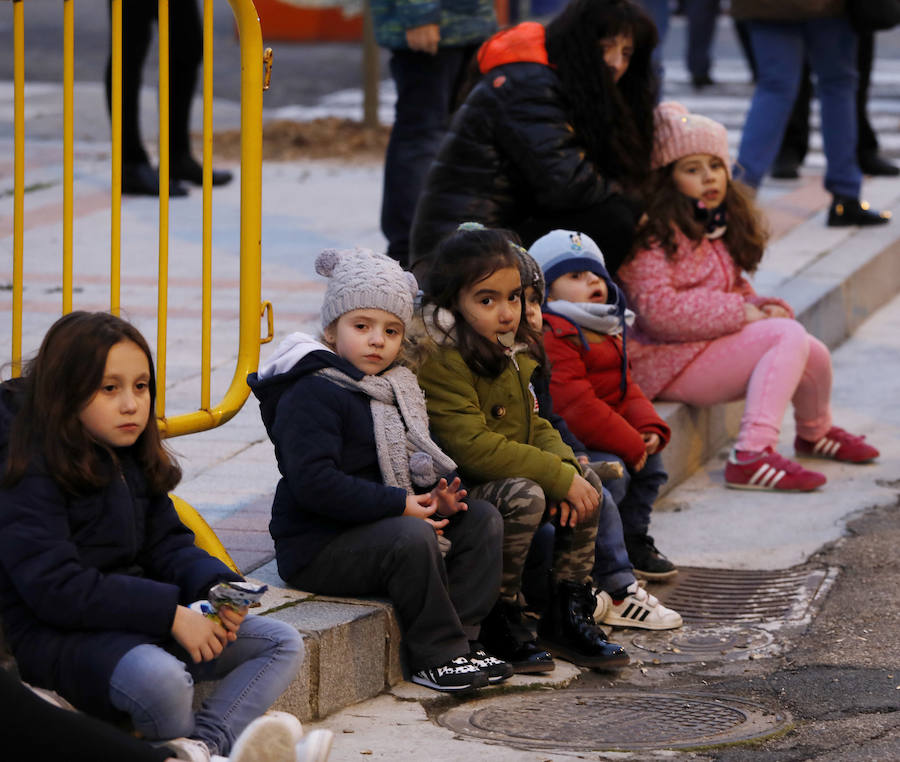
[409,0,658,279]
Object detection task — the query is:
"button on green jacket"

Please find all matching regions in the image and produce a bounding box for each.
[417,344,579,501]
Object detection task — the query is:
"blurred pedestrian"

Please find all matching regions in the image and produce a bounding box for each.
[772,30,899,179]
[409,0,659,279]
[372,0,496,268]
[105,0,233,197]
[684,0,720,88]
[731,0,891,226]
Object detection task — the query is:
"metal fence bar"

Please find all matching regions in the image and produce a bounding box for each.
[11,0,24,378]
[201,0,215,411]
[62,0,74,315]
[156,0,172,419]
[110,0,123,316]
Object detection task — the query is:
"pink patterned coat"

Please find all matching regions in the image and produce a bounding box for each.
[616,231,793,400]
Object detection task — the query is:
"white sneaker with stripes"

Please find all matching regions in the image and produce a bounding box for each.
[594,581,682,630]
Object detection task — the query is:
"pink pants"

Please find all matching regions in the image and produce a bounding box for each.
[659,318,832,452]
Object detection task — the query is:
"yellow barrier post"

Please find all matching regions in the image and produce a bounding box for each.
[11,0,24,377]
[110,0,123,315]
[62,0,74,315]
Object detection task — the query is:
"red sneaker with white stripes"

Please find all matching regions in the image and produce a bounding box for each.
[794,426,879,463]
[724,447,826,492]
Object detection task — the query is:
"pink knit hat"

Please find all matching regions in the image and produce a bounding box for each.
[652,101,731,177]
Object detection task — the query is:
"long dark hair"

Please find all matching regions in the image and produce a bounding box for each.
[545,0,659,189]
[634,168,768,272]
[3,311,181,495]
[424,227,540,378]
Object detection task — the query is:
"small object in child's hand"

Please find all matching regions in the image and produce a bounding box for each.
[191,581,269,623]
[209,581,268,611]
[589,460,625,481]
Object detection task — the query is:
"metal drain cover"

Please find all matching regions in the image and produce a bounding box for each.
[440,690,790,751]
[647,566,837,623]
[629,624,775,663]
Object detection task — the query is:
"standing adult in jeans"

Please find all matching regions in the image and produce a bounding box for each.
[372,0,496,268]
[731,0,890,226]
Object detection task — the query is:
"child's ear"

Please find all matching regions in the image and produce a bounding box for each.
[322,320,337,346]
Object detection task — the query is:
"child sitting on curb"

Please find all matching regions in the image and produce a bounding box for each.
[248,248,509,693]
[515,245,681,631]
[529,230,677,580]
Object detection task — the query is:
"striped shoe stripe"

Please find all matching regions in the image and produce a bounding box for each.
[749,464,786,488]
[620,603,652,621]
[813,437,842,457]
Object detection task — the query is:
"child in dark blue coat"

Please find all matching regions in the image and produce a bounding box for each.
[248,248,507,693]
[0,312,303,762]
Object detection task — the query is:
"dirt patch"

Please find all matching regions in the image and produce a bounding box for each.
[213,117,390,162]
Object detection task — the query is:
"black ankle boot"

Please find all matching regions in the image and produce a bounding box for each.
[537,579,629,669]
[827,195,891,227]
[479,599,555,674]
[171,154,233,187]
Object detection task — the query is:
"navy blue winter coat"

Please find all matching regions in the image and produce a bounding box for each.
[248,349,408,584]
[0,381,241,718]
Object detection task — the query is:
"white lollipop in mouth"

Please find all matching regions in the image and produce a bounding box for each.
[497,331,516,348]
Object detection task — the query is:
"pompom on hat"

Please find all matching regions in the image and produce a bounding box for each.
[652,101,731,177]
[315,247,418,329]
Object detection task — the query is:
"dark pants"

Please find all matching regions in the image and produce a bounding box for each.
[104,0,203,164]
[587,450,668,538]
[381,45,478,268]
[289,500,502,671]
[684,0,720,80]
[773,32,877,166]
[0,668,168,762]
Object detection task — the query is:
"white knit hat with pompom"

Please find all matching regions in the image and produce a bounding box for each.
[315,247,418,329]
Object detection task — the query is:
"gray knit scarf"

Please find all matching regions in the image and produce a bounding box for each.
[314,365,456,493]
[546,300,635,336]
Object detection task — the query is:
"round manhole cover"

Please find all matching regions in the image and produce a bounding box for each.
[629,624,775,663]
[439,690,791,751]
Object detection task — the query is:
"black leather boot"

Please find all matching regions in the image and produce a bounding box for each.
[478,598,555,674]
[172,153,233,187]
[827,195,891,227]
[537,579,629,669]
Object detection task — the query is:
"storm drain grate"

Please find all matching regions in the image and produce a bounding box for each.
[439,690,791,751]
[645,565,837,623]
[629,623,775,663]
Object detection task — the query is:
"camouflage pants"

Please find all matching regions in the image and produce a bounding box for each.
[469,477,598,600]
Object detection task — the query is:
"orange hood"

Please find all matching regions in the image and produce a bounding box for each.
[477,21,550,73]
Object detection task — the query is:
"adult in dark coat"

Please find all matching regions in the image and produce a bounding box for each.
[408,0,659,279]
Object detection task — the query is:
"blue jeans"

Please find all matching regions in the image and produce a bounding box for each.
[734,17,860,197]
[109,615,303,756]
[381,45,478,267]
[588,451,667,539]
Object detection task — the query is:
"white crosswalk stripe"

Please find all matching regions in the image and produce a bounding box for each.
[270,56,900,171]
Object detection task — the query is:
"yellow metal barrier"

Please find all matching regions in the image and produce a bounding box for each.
[8,0,272,436]
[7,0,277,571]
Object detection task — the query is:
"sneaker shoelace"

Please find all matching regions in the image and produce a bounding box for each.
[739,447,804,474]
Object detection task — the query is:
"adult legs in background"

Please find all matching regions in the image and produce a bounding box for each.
[684,0,720,88]
[734,21,806,190]
[381,46,477,268]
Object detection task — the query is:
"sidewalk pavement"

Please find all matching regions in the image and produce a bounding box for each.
[3,83,900,744]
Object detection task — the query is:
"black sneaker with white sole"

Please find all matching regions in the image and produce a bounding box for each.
[410,655,489,692]
[467,641,513,684]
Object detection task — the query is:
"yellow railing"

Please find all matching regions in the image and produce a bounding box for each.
[8,0,274,440]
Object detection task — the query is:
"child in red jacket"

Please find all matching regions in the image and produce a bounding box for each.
[529,229,676,580]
